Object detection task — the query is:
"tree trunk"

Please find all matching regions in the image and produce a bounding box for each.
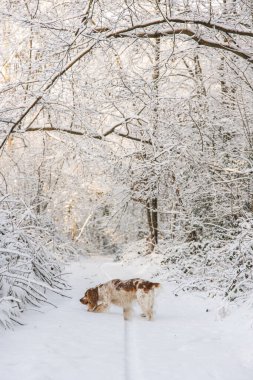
[146,198,158,251]
[146,1,160,252]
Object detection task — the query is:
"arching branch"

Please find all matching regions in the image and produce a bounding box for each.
[0,42,96,151]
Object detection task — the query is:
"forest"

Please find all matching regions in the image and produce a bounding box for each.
[1,0,253,323]
[0,1,253,378]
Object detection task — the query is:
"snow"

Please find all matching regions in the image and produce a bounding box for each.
[1,256,253,380]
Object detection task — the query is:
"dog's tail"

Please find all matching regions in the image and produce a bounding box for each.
[151,282,162,298]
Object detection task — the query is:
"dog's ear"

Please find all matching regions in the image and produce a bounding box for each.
[87,287,98,306]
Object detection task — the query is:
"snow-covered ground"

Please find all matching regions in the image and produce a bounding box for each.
[1,256,253,380]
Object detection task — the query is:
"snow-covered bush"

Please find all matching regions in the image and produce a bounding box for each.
[156,218,253,301]
[0,195,78,328]
[120,218,253,303]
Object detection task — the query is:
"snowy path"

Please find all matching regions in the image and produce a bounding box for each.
[1,256,253,380]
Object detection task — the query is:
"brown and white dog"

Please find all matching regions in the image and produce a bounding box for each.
[80,278,160,320]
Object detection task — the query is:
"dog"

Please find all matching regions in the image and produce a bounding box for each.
[80,278,160,320]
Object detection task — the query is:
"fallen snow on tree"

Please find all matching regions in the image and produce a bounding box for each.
[0,196,78,328]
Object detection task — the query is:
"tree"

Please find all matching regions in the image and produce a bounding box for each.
[0,0,253,252]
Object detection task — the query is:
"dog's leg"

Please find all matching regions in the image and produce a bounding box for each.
[147,290,155,321]
[92,290,111,313]
[123,306,132,320]
[93,303,109,313]
[137,290,154,321]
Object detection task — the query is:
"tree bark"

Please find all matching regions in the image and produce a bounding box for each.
[146,2,160,252]
[146,198,158,252]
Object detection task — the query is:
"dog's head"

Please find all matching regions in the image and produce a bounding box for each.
[80,287,98,311]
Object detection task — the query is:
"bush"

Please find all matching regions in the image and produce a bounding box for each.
[0,195,77,328]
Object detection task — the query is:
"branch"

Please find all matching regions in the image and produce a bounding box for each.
[2,14,252,151]
[159,17,253,37]
[96,16,253,38]
[26,127,84,136]
[110,28,253,63]
[0,42,96,151]
[25,126,152,145]
[92,16,253,63]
